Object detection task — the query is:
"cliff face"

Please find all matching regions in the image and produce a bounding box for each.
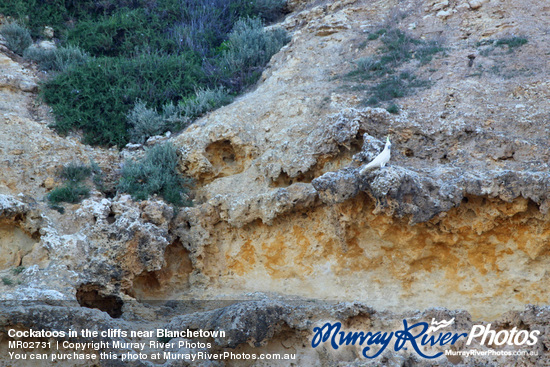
[171,0,550,319]
[1,0,550,365]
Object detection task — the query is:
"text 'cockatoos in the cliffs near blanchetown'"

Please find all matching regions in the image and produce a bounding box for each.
[359,136,391,175]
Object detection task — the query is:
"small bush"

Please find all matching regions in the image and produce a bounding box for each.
[386,103,399,114]
[1,22,32,55]
[47,160,102,207]
[218,17,290,91]
[48,184,90,204]
[477,36,528,56]
[346,57,387,80]
[128,86,232,143]
[118,143,192,206]
[53,45,89,71]
[12,266,25,275]
[495,36,528,50]
[416,40,445,65]
[2,277,13,286]
[25,45,89,71]
[60,162,92,183]
[127,101,168,144]
[366,72,429,106]
[367,28,387,41]
[180,87,233,120]
[24,47,56,70]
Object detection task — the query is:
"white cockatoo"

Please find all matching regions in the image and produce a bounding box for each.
[360,136,391,175]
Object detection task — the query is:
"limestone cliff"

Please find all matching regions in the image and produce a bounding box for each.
[1,0,549,365]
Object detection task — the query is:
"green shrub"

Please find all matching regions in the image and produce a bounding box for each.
[476,36,528,56]
[386,103,400,114]
[367,72,429,106]
[67,8,175,57]
[47,160,102,207]
[118,143,192,206]
[60,162,92,183]
[10,1,289,148]
[218,17,290,90]
[1,22,32,55]
[127,101,169,144]
[377,28,420,68]
[43,52,201,146]
[1,277,13,286]
[128,87,232,144]
[12,266,25,275]
[48,184,90,204]
[23,47,56,70]
[53,45,89,71]
[367,28,386,41]
[416,40,445,65]
[25,45,89,71]
[495,36,528,50]
[180,86,233,120]
[347,57,387,80]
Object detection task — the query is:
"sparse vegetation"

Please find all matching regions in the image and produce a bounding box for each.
[345,26,444,108]
[2,277,13,286]
[472,36,529,78]
[367,72,430,106]
[118,143,192,206]
[12,266,25,275]
[48,183,90,205]
[477,36,528,56]
[386,103,400,114]
[0,21,32,55]
[60,162,92,183]
[47,161,102,208]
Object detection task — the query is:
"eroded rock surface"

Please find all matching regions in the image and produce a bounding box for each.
[1,0,550,365]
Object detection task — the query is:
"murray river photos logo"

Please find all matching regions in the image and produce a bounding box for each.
[311,318,540,359]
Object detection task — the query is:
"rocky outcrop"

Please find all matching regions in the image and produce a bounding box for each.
[1,0,550,365]
[1,299,548,366]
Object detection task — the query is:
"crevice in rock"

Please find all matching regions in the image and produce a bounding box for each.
[106,210,116,224]
[0,223,41,270]
[76,284,124,318]
[129,239,193,300]
[270,170,316,187]
[270,133,364,188]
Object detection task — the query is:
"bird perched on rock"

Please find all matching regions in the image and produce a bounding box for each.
[360,136,391,175]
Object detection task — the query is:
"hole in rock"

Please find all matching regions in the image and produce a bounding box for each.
[270,170,316,187]
[203,140,248,182]
[76,284,123,318]
[130,239,193,300]
[106,211,116,224]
